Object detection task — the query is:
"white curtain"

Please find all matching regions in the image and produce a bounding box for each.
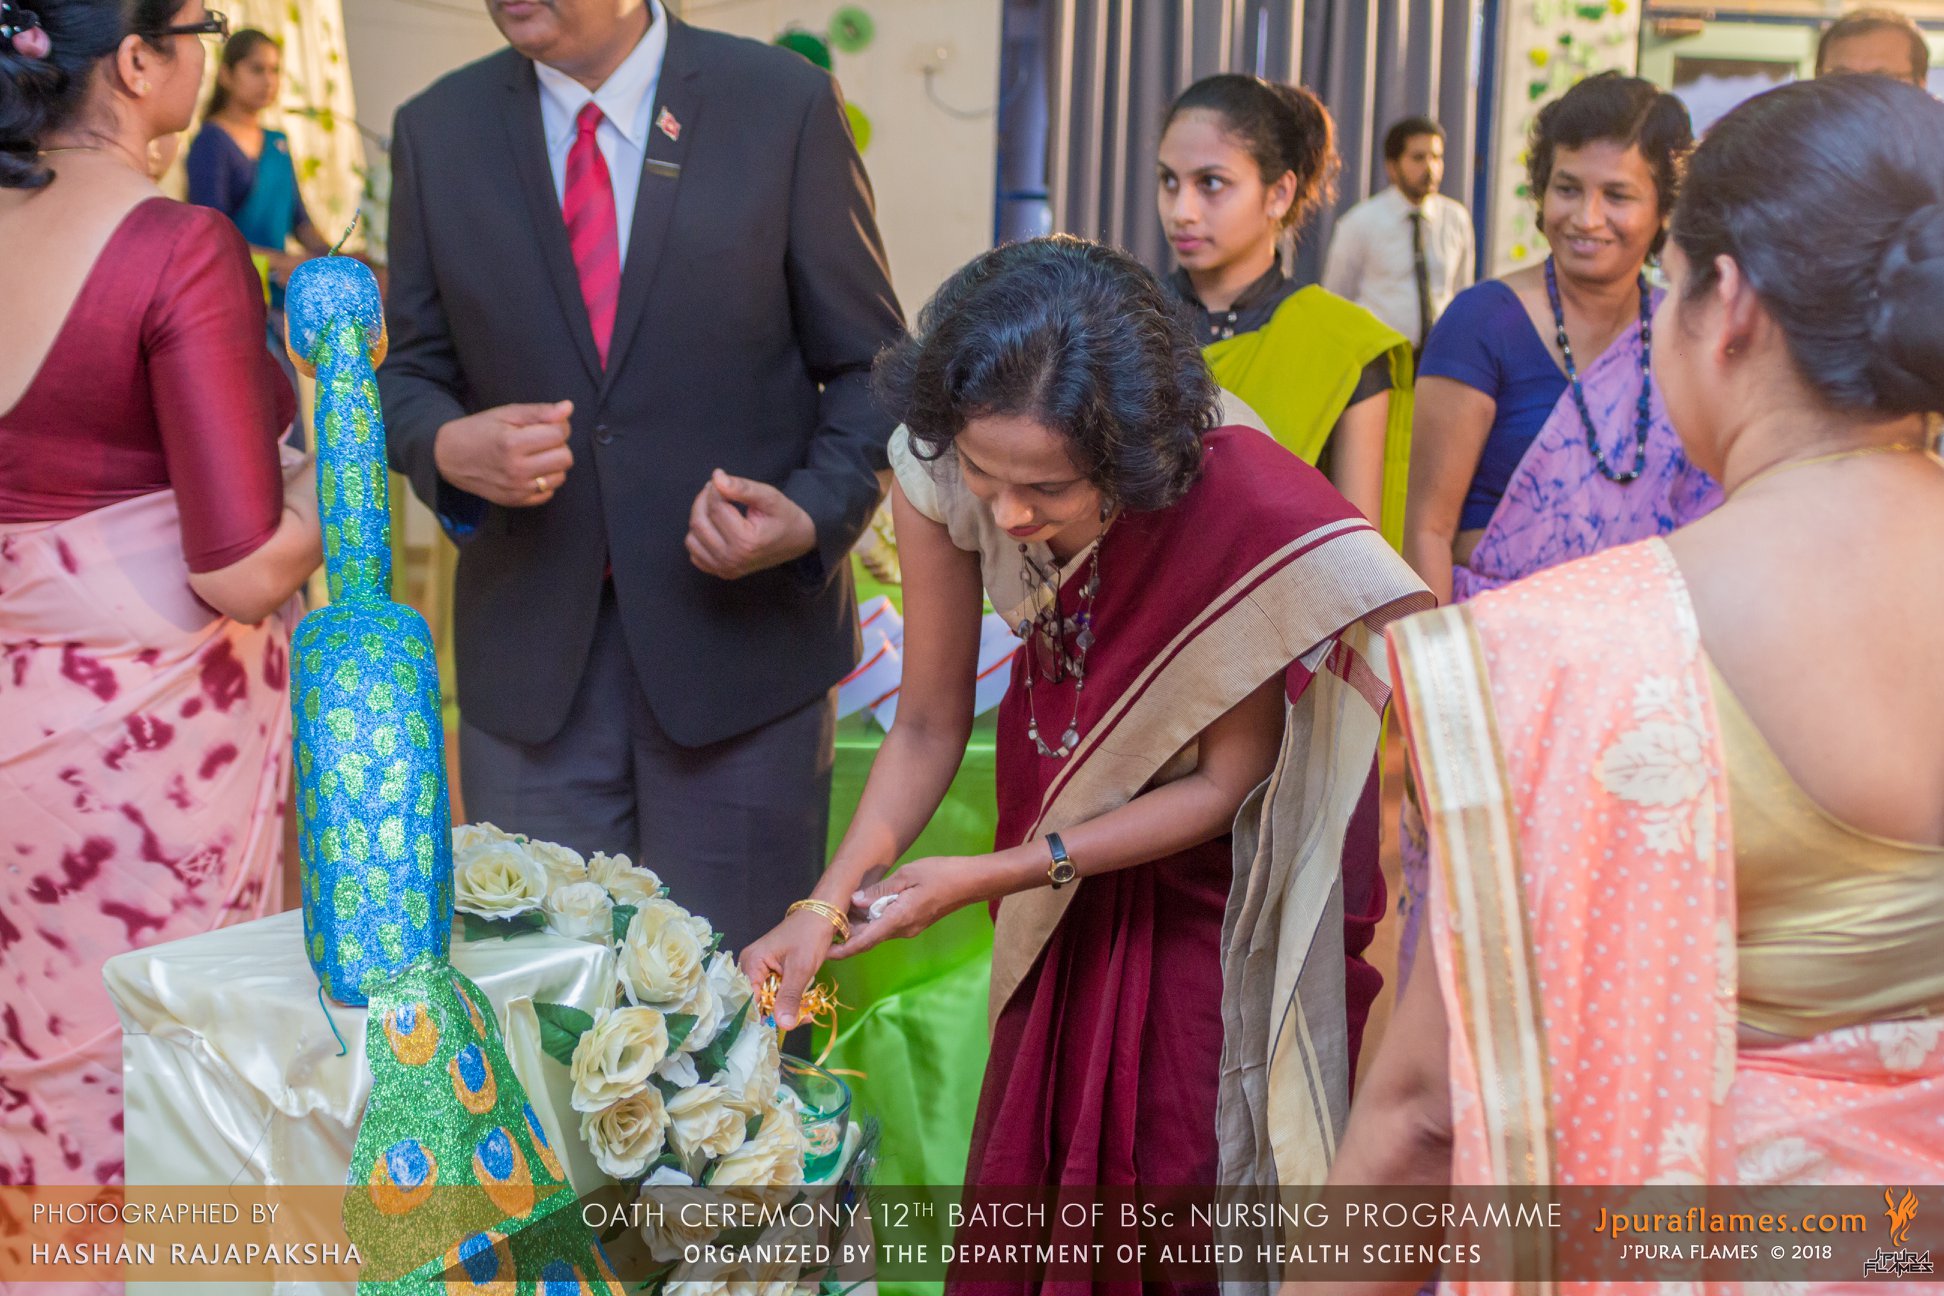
[163,0,368,251]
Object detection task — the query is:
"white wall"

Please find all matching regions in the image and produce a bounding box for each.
[339,0,1001,314]
[670,0,1002,313]
[339,0,506,142]
[1484,2,1643,276]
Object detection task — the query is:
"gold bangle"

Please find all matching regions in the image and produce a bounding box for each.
[786,898,851,944]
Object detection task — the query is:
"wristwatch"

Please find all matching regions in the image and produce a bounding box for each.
[1044,833,1076,890]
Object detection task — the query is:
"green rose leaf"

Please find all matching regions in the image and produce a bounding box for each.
[610,903,638,943]
[534,1000,596,1067]
[461,909,546,942]
[693,996,751,1076]
[663,1012,698,1051]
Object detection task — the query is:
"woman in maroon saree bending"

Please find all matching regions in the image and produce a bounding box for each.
[742,238,1429,1292]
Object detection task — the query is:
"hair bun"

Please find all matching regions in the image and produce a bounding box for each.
[1867,202,1944,414]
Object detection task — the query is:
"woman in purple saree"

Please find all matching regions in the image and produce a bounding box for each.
[1397,73,1721,972]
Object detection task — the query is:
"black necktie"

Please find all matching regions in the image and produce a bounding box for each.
[1410,209,1435,351]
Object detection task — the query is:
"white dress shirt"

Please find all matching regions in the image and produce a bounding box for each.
[1321,185,1475,349]
[533,0,669,267]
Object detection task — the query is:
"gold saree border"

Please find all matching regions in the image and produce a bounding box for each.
[988,520,1430,1030]
[1391,607,1556,1189]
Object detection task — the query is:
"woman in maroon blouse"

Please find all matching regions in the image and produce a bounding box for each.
[0,0,320,1187]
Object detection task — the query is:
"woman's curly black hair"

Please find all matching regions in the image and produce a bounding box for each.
[873,236,1216,513]
[1527,71,1693,257]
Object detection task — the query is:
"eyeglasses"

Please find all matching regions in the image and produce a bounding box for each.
[160,9,229,38]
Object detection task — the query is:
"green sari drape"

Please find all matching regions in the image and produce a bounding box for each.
[1204,285,1414,551]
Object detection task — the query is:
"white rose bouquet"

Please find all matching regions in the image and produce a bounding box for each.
[451,825,838,1293]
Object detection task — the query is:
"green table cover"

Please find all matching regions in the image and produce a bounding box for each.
[820,712,995,1191]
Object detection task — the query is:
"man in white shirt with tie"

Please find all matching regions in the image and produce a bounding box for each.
[1322,117,1474,354]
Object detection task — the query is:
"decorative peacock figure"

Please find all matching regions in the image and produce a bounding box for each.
[285,256,453,1006]
[347,955,624,1294]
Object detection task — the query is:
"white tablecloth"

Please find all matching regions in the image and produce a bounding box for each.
[104,909,616,1295]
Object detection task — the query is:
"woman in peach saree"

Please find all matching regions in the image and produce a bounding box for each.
[1314,77,1944,1294]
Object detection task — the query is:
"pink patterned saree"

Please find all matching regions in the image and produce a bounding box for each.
[1388,540,1944,1293]
[0,486,290,1186]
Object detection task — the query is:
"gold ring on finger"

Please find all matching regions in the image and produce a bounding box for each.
[533,475,548,495]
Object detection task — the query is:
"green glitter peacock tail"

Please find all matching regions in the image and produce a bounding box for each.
[286,256,453,1007]
[348,956,623,1294]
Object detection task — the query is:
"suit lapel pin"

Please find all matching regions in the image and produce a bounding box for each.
[656,107,682,142]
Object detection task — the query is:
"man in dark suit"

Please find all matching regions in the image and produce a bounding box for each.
[379,0,903,948]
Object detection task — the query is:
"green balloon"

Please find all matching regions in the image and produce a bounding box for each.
[774,28,832,70]
[845,102,873,153]
[830,6,876,53]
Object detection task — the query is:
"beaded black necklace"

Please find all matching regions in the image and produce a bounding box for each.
[1016,518,1110,761]
[1545,256,1654,484]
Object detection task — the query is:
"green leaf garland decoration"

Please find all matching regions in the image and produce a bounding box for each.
[829,6,875,52]
[774,27,832,70]
[845,102,873,153]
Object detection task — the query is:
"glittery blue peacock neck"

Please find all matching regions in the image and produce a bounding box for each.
[286,256,453,1006]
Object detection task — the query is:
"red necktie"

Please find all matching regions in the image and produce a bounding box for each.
[563,101,621,366]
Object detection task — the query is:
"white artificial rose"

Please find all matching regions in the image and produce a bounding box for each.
[707,950,753,1013]
[454,840,549,919]
[663,1264,798,1296]
[452,822,518,858]
[569,1006,669,1113]
[543,880,613,943]
[718,1019,781,1111]
[589,852,665,906]
[656,1050,700,1089]
[638,1185,719,1261]
[618,899,708,1008]
[707,1101,805,1189]
[673,975,722,1055]
[665,1082,747,1163]
[525,838,589,889]
[580,1087,669,1179]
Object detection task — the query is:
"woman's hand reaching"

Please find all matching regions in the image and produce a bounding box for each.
[832,856,980,959]
[737,908,838,1030]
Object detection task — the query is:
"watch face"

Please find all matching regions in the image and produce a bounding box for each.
[1049,861,1076,884]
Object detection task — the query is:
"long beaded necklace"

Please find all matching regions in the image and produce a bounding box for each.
[1545,255,1654,484]
[1016,514,1111,760]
